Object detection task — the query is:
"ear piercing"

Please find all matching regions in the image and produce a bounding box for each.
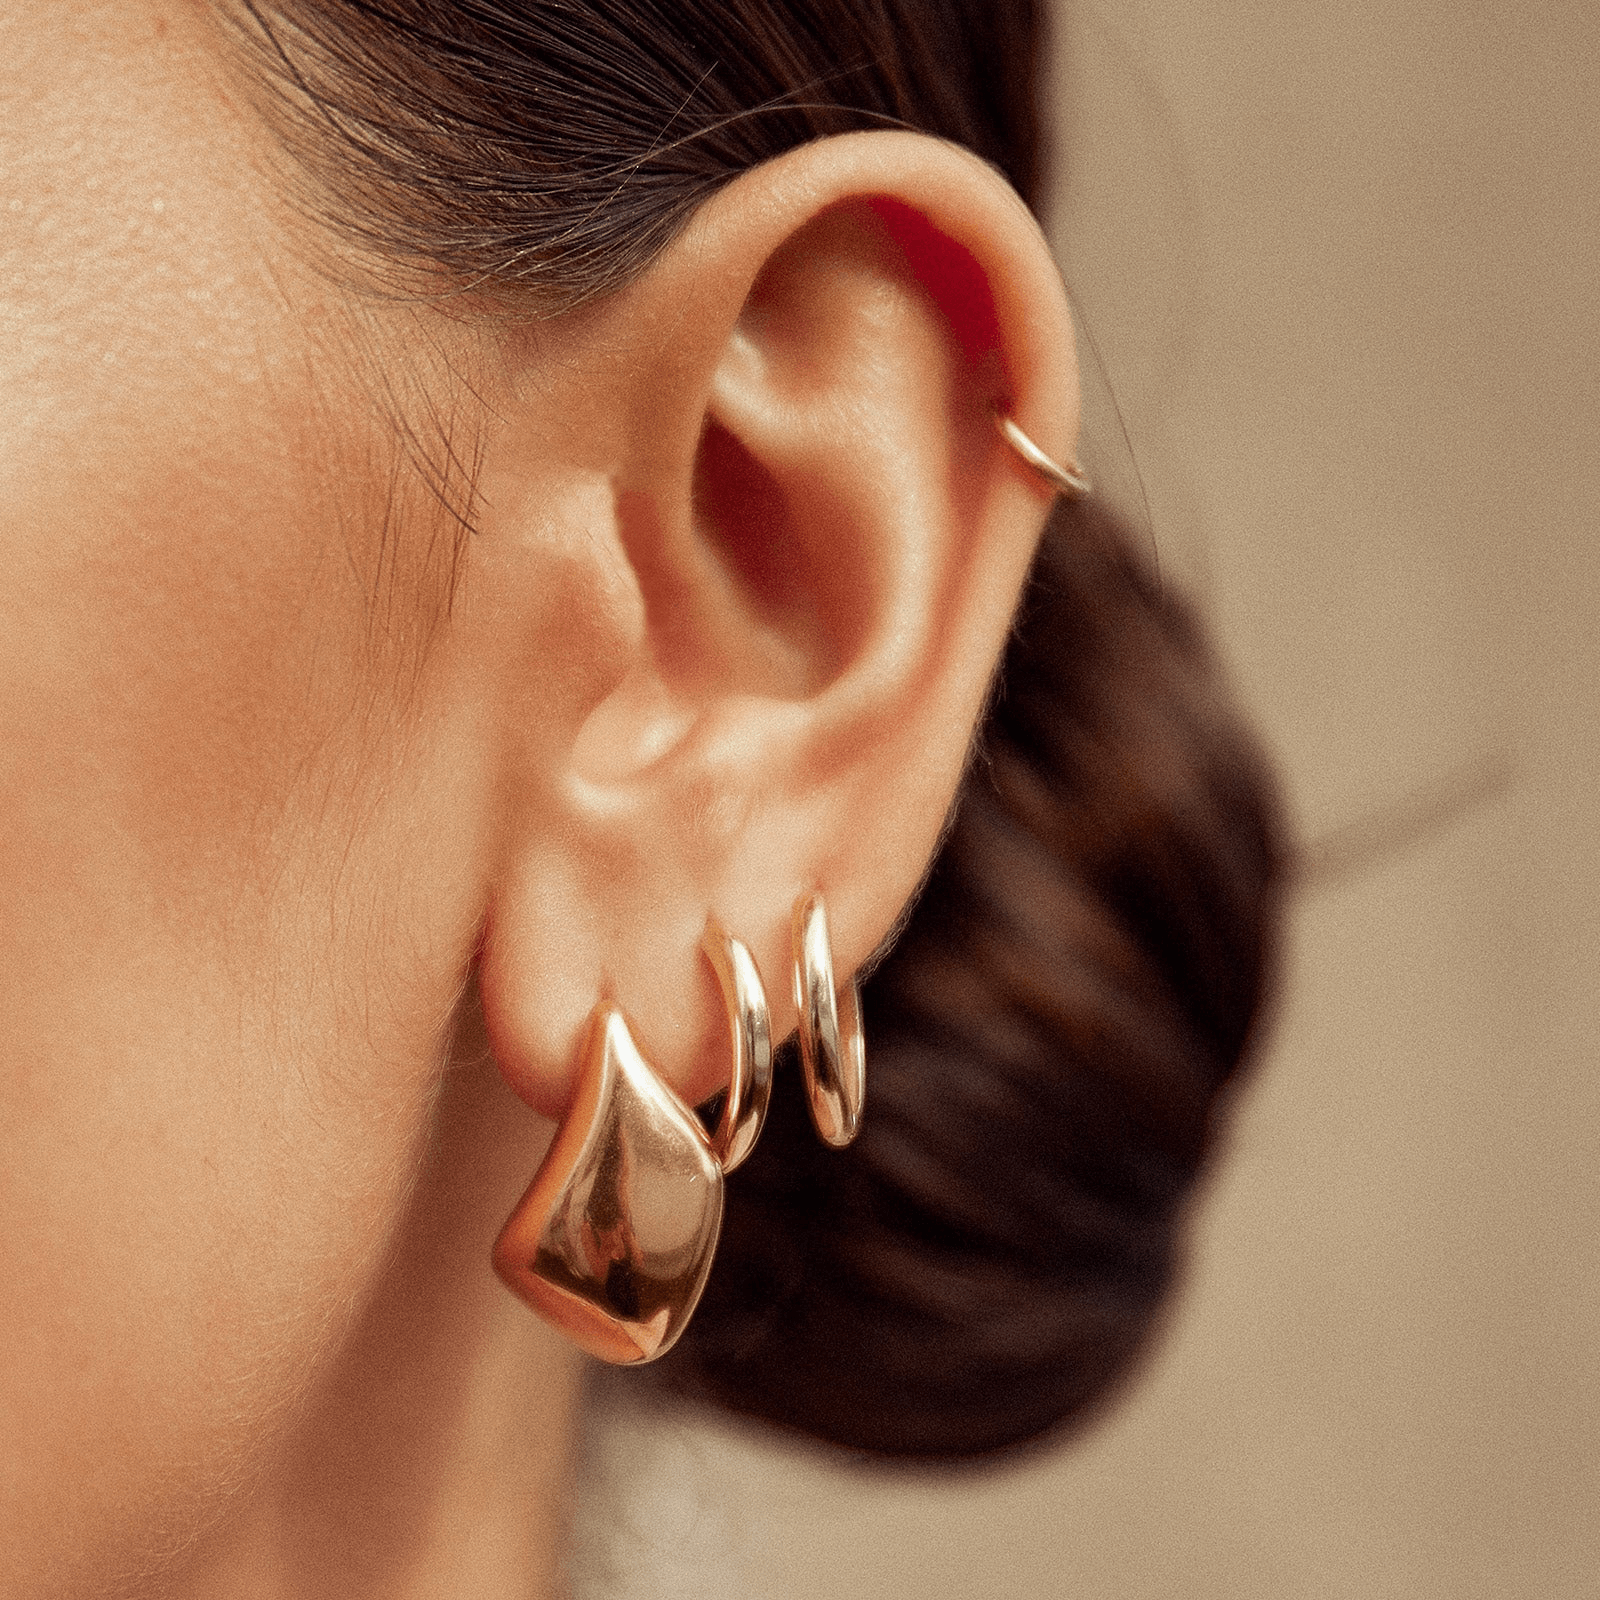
[493,894,863,1364]
[994,409,1091,499]
[494,403,1082,1361]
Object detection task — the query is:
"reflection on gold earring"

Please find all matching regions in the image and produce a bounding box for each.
[994,410,1091,499]
[792,892,866,1148]
[493,1005,723,1365]
[700,917,774,1174]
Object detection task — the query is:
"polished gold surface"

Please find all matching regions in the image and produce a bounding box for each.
[791,893,866,1148]
[493,1006,724,1365]
[700,919,774,1174]
[994,411,1091,499]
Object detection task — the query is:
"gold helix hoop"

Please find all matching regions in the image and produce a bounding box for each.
[792,892,866,1149]
[699,918,774,1174]
[994,410,1091,499]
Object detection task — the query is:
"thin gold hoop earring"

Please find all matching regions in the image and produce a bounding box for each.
[700,917,774,1174]
[791,892,866,1149]
[994,410,1091,499]
[493,1005,723,1365]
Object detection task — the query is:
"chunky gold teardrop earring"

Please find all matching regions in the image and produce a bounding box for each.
[492,920,773,1365]
[792,892,866,1148]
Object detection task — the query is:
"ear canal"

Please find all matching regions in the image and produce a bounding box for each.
[493,1006,724,1365]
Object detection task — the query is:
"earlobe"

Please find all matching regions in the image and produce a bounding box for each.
[474,130,1082,1127]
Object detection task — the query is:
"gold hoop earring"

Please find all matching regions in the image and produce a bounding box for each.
[492,1005,723,1365]
[792,892,866,1149]
[700,917,773,1174]
[994,410,1091,499]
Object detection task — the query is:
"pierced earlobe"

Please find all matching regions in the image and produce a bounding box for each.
[493,1005,724,1365]
[792,892,866,1149]
[494,899,867,1361]
[493,917,778,1364]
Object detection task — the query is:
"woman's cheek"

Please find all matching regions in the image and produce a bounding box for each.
[0,419,488,1596]
[0,681,485,1593]
[0,12,489,1590]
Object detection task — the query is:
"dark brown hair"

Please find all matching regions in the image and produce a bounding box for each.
[224,0,1283,1459]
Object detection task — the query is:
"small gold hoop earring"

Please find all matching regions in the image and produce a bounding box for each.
[492,1005,723,1365]
[791,892,866,1149]
[994,410,1092,499]
[700,917,773,1174]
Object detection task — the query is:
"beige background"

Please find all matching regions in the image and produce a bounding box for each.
[577,2,1600,1594]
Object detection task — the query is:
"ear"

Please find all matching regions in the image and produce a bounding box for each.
[471,131,1081,1120]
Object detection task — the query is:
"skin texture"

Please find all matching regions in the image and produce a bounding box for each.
[0,3,1079,1595]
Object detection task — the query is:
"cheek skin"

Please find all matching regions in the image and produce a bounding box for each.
[0,8,496,1589]
[0,381,493,1589]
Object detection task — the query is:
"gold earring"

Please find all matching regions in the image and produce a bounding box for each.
[700,917,774,1174]
[493,1005,724,1365]
[994,410,1091,499]
[493,921,777,1364]
[792,892,866,1148]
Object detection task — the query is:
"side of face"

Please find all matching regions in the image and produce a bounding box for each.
[0,5,505,1585]
[0,3,1080,1590]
